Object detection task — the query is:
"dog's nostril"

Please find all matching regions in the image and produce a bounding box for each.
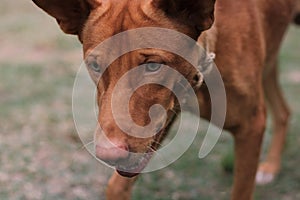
[95,144,129,165]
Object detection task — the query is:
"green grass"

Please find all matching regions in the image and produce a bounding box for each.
[0,0,299,199]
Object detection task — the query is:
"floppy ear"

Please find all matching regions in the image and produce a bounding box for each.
[32,0,92,36]
[152,0,216,32]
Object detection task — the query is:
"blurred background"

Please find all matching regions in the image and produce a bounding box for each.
[0,1,299,199]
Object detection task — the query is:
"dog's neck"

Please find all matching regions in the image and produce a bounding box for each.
[196,25,217,76]
[198,24,217,55]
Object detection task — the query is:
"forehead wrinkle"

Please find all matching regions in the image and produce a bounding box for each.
[126,2,151,27]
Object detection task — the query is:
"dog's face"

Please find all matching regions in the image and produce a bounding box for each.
[33,0,215,177]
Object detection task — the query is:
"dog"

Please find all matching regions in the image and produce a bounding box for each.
[32,0,297,199]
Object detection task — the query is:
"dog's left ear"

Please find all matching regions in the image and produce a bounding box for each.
[32,0,92,36]
[153,0,216,32]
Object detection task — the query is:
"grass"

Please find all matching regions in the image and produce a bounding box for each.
[0,1,299,199]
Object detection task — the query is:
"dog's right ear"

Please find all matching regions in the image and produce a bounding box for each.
[153,0,216,32]
[32,0,97,37]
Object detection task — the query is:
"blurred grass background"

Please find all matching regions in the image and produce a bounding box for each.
[0,1,299,199]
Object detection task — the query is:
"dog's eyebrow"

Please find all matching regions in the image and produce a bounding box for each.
[139,50,176,62]
[140,52,158,58]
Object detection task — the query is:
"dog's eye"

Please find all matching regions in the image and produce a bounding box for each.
[88,61,101,73]
[145,62,162,73]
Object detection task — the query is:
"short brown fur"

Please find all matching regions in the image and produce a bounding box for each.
[32,0,297,199]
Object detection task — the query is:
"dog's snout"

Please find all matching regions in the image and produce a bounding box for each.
[95,140,129,165]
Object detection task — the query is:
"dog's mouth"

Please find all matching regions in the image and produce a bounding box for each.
[116,150,154,178]
[115,127,167,178]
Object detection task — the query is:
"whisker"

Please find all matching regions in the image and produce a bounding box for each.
[148,145,170,164]
[80,140,94,150]
[170,108,180,117]
[151,140,164,147]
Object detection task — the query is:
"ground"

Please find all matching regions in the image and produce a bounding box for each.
[0,1,300,199]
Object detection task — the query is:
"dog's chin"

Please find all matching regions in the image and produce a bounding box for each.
[116,170,139,178]
[115,151,153,178]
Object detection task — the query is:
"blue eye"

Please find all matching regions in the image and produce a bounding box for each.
[89,61,101,73]
[145,63,162,73]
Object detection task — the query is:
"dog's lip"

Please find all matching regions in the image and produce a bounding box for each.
[116,169,139,178]
[114,128,166,178]
[116,150,154,178]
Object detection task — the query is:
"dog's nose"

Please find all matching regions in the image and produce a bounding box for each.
[95,140,129,165]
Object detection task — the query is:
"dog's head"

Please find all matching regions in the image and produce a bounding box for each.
[33,0,215,177]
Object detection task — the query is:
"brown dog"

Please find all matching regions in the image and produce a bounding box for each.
[32,0,297,199]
